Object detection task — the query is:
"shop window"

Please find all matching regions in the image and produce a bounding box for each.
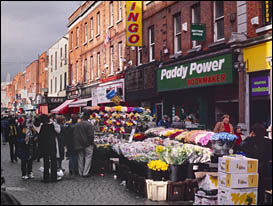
[214,1,224,41]
[262,1,272,25]
[173,13,182,53]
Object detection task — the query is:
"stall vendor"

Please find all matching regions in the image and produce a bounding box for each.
[213,114,234,134]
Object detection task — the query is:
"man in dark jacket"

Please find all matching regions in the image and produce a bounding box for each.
[239,123,272,205]
[1,116,9,145]
[73,111,94,177]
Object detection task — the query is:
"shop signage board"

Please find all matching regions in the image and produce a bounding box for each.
[97,79,124,104]
[157,53,233,92]
[126,1,142,46]
[191,24,206,41]
[251,76,270,96]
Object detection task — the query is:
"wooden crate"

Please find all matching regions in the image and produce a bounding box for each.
[167,181,186,201]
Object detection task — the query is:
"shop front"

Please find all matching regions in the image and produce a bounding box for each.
[243,40,272,130]
[125,61,160,113]
[156,51,238,130]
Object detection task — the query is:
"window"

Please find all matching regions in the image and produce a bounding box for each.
[76,61,79,82]
[109,2,114,26]
[118,42,122,70]
[214,1,224,41]
[84,58,87,82]
[90,56,93,80]
[55,51,57,70]
[60,74,62,91]
[84,22,87,43]
[174,13,182,53]
[51,55,53,72]
[90,17,94,40]
[97,12,100,35]
[51,79,53,93]
[192,4,201,47]
[55,77,57,93]
[70,64,73,84]
[76,27,79,47]
[60,48,62,67]
[64,72,67,89]
[118,1,122,22]
[71,32,73,50]
[97,53,100,78]
[262,1,272,25]
[137,47,142,66]
[110,46,114,75]
[64,44,67,65]
[148,26,155,62]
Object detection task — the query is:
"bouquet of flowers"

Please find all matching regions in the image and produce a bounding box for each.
[147,160,169,171]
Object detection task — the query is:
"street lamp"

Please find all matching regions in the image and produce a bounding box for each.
[266,56,272,138]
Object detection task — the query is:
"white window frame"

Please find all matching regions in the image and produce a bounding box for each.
[64,72,67,89]
[118,42,123,72]
[70,32,73,52]
[55,51,57,70]
[214,1,225,42]
[174,13,182,54]
[110,46,114,75]
[117,1,122,22]
[76,27,79,48]
[90,17,93,41]
[149,26,155,62]
[96,53,100,79]
[192,4,201,48]
[55,77,57,93]
[109,2,114,27]
[84,22,88,44]
[96,12,100,36]
[64,44,67,65]
[90,56,93,80]
[60,48,62,67]
[60,74,62,91]
[51,79,53,94]
[137,46,142,66]
[70,64,73,84]
[76,61,79,82]
[83,59,87,83]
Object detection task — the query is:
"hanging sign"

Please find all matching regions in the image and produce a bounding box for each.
[126,1,142,46]
[191,24,206,41]
[251,76,270,96]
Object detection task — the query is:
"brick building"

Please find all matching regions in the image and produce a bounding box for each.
[67,1,127,107]
[38,51,49,94]
[25,60,39,102]
[125,1,240,130]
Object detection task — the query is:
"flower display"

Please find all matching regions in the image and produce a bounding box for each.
[133,133,146,141]
[210,132,238,141]
[147,160,169,171]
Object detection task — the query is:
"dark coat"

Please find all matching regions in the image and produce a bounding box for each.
[64,123,77,156]
[73,120,94,151]
[38,123,57,157]
[15,125,33,161]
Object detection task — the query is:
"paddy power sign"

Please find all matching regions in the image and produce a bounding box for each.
[126,1,142,46]
[157,53,234,92]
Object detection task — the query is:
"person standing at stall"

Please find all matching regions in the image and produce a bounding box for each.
[158,115,171,128]
[8,116,18,163]
[56,115,66,173]
[213,114,234,134]
[73,111,95,177]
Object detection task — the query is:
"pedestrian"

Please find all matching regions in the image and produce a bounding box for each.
[32,116,41,162]
[56,115,66,173]
[38,114,61,183]
[171,115,185,129]
[1,115,9,145]
[213,114,234,134]
[238,123,272,205]
[158,115,171,128]
[64,114,79,177]
[16,119,34,180]
[73,111,95,177]
[7,116,18,163]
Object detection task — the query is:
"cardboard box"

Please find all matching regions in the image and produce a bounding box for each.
[218,186,258,205]
[218,155,258,174]
[146,180,168,201]
[218,171,258,189]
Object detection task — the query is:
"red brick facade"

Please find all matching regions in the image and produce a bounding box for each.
[38,52,49,93]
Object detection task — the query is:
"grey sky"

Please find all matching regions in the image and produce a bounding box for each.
[1,1,83,82]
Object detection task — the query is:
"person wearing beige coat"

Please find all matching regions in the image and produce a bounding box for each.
[213,114,234,134]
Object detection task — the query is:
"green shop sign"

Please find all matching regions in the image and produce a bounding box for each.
[191,24,206,41]
[157,53,234,92]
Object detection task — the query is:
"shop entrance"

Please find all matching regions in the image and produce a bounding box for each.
[250,99,270,128]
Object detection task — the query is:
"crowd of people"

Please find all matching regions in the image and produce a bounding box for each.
[1,111,95,183]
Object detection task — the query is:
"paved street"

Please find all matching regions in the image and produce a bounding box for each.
[1,143,149,205]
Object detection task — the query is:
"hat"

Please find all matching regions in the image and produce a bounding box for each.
[222,114,230,120]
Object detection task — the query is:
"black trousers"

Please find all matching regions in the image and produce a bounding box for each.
[21,159,32,176]
[8,140,17,162]
[43,155,57,182]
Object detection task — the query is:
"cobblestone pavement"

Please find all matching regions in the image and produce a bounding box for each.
[1,143,193,205]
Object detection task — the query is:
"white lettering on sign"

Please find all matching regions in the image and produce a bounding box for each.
[162,58,225,80]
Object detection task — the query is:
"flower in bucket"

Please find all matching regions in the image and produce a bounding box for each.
[147,160,168,171]
[133,133,145,141]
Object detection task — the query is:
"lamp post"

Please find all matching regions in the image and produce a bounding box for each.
[266,56,272,138]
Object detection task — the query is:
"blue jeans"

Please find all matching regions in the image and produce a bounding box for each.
[68,153,78,175]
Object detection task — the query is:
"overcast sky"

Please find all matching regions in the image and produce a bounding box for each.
[1,1,83,82]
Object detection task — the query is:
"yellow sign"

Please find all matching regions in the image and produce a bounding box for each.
[126,1,142,46]
[244,41,272,72]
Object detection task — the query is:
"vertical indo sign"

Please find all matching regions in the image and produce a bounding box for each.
[126,1,142,46]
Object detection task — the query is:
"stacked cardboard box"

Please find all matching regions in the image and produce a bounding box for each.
[218,155,259,205]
